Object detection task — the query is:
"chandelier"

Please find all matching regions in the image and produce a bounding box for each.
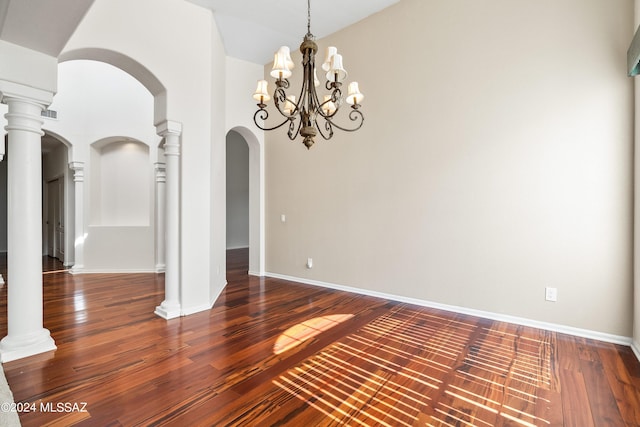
[252,0,364,149]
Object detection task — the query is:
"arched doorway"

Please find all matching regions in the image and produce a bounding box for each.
[226,130,249,252]
[41,132,73,267]
[0,131,73,269]
[227,127,264,276]
[45,59,161,274]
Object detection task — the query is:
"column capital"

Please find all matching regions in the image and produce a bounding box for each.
[155,120,182,138]
[154,162,166,183]
[4,97,45,137]
[69,162,85,182]
[69,161,85,171]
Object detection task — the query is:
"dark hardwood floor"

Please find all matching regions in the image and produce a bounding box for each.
[0,249,639,426]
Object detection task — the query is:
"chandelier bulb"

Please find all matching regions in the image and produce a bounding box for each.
[271,47,293,79]
[252,80,271,105]
[346,81,364,106]
[322,46,337,72]
[326,53,347,82]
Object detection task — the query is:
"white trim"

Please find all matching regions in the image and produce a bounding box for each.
[154,305,180,320]
[248,270,264,277]
[181,302,214,316]
[70,268,158,274]
[265,272,633,347]
[632,340,640,362]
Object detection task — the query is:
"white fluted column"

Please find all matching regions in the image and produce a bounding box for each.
[155,121,182,319]
[69,162,85,273]
[0,96,56,362]
[154,162,166,273]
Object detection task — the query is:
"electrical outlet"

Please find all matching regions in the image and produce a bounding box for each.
[306,258,313,269]
[545,287,558,302]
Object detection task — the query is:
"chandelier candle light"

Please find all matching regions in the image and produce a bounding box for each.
[252,0,365,149]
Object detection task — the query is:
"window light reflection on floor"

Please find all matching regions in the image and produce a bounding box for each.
[273,314,354,355]
[271,306,553,426]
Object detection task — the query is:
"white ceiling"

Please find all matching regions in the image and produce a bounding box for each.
[0,0,399,64]
[0,0,95,57]
[187,0,400,64]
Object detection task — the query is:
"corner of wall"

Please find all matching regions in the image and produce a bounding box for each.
[632,340,640,362]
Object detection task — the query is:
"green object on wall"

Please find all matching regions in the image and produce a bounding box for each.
[628,25,640,76]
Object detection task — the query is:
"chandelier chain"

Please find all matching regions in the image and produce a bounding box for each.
[307,0,311,36]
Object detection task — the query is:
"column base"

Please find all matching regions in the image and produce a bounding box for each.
[154,302,181,320]
[155,264,166,273]
[69,266,84,275]
[0,329,56,362]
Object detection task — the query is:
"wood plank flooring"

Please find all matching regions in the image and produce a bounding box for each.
[0,249,639,426]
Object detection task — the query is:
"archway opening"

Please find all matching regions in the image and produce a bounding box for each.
[226,127,264,276]
[48,59,161,273]
[226,130,249,254]
[0,131,73,272]
[42,132,72,268]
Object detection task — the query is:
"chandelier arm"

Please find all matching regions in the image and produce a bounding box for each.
[316,87,343,119]
[316,107,336,119]
[291,74,309,120]
[272,85,300,119]
[316,94,340,119]
[253,109,294,132]
[287,116,303,140]
[322,109,364,133]
[315,117,334,140]
[325,80,334,91]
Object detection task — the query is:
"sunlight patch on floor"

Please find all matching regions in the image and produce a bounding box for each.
[273,306,553,426]
[273,314,354,355]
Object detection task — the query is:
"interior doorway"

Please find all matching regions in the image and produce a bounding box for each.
[41,132,72,267]
[46,178,64,261]
[226,130,249,252]
[0,132,72,269]
[225,127,264,276]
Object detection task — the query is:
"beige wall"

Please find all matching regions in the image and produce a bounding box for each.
[266,0,634,336]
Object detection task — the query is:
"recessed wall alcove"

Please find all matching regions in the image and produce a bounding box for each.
[90,138,151,226]
[84,137,155,272]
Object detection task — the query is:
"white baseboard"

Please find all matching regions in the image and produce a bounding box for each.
[182,302,214,316]
[70,268,158,274]
[248,270,265,277]
[632,340,640,361]
[264,272,633,348]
